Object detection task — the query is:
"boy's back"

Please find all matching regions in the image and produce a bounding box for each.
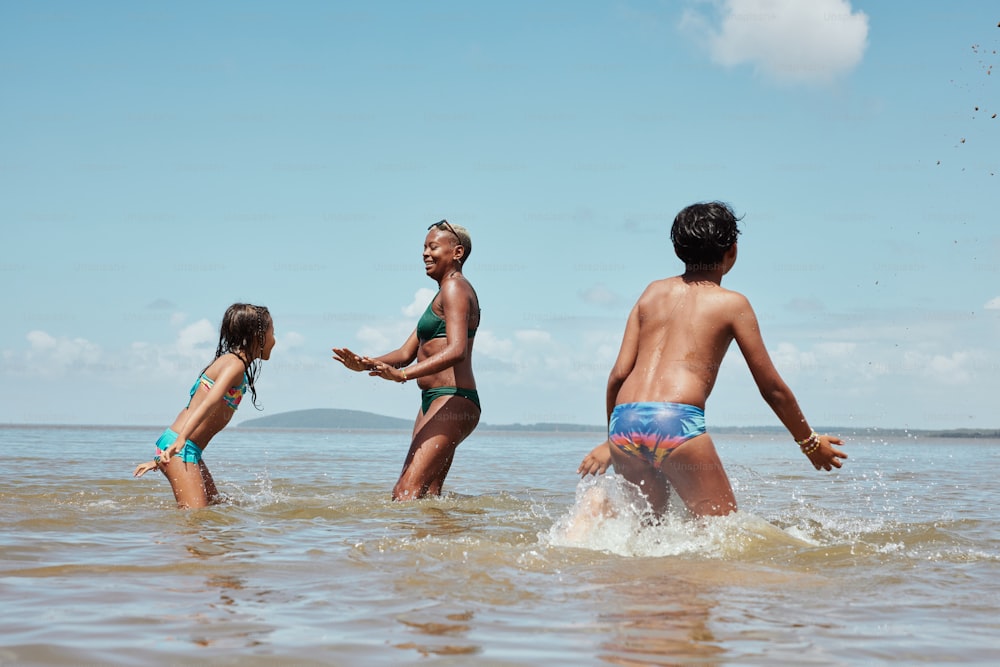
[617,275,750,410]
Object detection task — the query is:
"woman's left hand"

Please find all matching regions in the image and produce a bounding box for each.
[369,361,407,383]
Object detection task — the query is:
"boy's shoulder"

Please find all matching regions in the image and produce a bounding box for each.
[641,275,683,292]
[640,276,750,303]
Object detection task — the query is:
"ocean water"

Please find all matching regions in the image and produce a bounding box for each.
[1,424,999,666]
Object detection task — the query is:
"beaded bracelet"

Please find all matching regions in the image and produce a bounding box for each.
[796,431,821,455]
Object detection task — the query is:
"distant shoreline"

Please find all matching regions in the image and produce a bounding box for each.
[193,407,1000,440]
[1,406,999,440]
[2,425,999,440]
[1,424,997,439]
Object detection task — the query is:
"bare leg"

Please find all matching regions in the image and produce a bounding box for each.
[608,444,672,516]
[424,449,455,497]
[660,433,737,517]
[393,395,480,501]
[159,458,211,509]
[199,461,220,505]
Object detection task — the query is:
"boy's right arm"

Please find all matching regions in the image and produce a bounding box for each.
[578,440,613,477]
[606,304,641,419]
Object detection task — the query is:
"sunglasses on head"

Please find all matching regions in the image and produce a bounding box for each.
[428,219,463,246]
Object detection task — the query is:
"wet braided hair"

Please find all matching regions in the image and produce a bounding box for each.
[212,303,271,409]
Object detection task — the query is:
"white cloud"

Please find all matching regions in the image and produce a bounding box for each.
[26,330,57,351]
[176,319,216,356]
[757,339,862,380]
[770,341,817,375]
[280,331,305,349]
[475,327,611,395]
[271,331,306,360]
[356,325,395,353]
[25,330,103,368]
[814,341,857,358]
[985,297,1000,310]
[6,320,222,381]
[147,298,174,310]
[579,284,626,309]
[515,329,552,344]
[927,352,970,380]
[472,329,513,357]
[402,288,437,318]
[681,0,869,85]
[903,350,973,386]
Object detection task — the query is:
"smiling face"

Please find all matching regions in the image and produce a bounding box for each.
[423,229,464,279]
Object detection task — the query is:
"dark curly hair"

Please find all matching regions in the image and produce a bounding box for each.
[670,201,742,268]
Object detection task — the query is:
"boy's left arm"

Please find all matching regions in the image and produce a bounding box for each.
[803,435,847,471]
[731,295,847,471]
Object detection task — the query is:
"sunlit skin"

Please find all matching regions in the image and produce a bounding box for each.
[333,227,481,500]
[133,322,275,509]
[579,242,846,517]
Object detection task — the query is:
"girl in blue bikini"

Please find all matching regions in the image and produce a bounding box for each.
[333,220,481,501]
[133,303,275,508]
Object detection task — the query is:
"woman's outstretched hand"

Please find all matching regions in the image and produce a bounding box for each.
[332,347,377,372]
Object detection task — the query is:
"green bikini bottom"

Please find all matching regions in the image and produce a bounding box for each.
[420,387,481,414]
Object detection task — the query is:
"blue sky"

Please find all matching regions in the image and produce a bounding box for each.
[2,1,998,430]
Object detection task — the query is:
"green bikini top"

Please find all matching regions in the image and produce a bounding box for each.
[416,293,478,342]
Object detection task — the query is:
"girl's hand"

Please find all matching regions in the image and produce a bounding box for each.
[159,442,182,464]
[133,460,159,478]
[332,347,376,372]
[368,361,406,383]
[805,435,847,471]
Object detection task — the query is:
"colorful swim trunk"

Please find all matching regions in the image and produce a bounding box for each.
[609,402,706,467]
[154,428,204,464]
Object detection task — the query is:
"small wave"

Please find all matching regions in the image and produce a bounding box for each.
[546,475,1000,567]
[222,470,290,508]
[544,475,817,559]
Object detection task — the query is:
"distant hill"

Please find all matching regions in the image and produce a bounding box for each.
[237,409,413,430]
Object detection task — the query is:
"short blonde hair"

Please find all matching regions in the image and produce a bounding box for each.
[431,220,472,263]
[450,223,472,263]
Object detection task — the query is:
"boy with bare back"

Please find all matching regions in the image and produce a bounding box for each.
[578,201,846,517]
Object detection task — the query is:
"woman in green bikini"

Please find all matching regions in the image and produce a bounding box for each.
[332,220,481,501]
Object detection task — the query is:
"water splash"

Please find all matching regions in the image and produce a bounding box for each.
[223,469,287,507]
[544,475,819,559]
